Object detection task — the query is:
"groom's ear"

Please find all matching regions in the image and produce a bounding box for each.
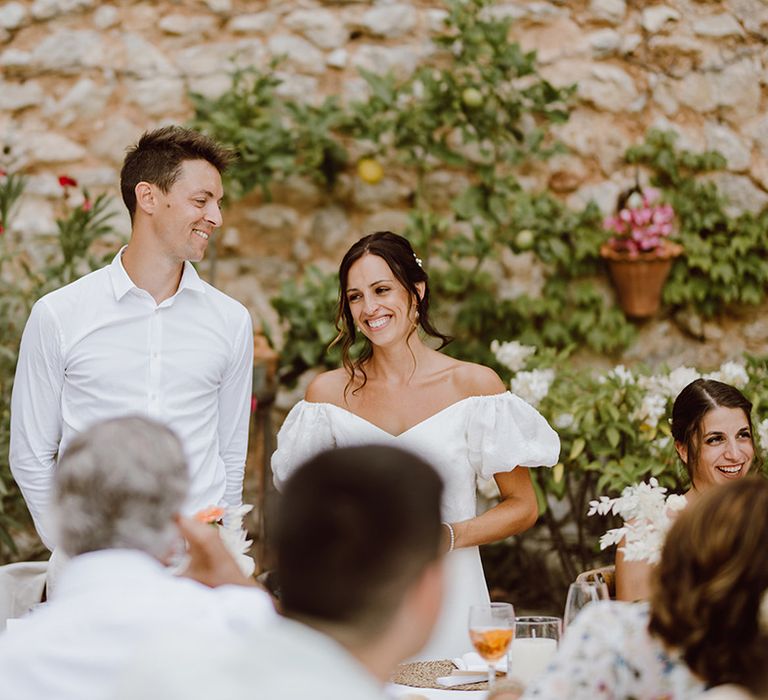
[135,182,157,216]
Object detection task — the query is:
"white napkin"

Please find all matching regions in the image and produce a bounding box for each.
[436,673,489,688]
[451,651,508,673]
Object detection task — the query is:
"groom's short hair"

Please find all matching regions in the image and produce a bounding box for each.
[276,445,443,639]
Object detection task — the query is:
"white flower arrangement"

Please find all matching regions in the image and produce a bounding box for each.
[194,504,256,577]
[218,504,256,577]
[588,478,687,564]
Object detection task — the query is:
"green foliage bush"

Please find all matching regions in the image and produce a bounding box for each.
[0,174,118,558]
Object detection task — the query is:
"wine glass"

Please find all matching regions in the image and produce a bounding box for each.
[563,581,609,628]
[468,602,515,689]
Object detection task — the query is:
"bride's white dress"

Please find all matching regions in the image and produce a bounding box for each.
[271,391,560,661]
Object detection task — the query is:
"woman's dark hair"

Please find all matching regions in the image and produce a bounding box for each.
[331,231,451,396]
[649,476,768,694]
[670,378,757,483]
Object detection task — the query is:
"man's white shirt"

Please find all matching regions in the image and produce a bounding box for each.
[10,249,254,548]
[0,549,275,700]
[116,609,388,700]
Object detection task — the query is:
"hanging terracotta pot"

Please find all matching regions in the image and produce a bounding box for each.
[600,240,683,318]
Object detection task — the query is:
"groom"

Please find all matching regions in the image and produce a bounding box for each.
[10,126,253,550]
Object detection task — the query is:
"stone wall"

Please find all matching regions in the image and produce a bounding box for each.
[2,0,768,366]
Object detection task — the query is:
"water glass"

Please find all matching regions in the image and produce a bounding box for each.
[507,616,561,687]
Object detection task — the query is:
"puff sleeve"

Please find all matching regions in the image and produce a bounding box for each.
[467,392,560,480]
[271,401,336,491]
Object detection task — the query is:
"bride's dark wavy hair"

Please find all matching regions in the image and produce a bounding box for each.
[330,231,451,397]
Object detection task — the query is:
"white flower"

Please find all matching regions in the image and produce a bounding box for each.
[510,368,555,407]
[588,478,684,564]
[554,412,575,430]
[639,366,700,400]
[491,339,537,373]
[706,361,749,389]
[757,418,768,450]
[631,391,668,428]
[599,365,635,386]
[665,494,687,512]
[666,366,701,398]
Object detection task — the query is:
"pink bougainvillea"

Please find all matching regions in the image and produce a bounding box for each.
[603,188,675,256]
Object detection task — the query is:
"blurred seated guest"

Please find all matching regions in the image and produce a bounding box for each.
[617,378,756,600]
[523,476,768,700]
[117,445,446,700]
[0,416,273,700]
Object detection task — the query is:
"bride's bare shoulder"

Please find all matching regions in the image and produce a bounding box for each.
[448,359,507,397]
[305,368,349,404]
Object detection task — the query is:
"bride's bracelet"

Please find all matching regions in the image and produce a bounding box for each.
[442,521,455,553]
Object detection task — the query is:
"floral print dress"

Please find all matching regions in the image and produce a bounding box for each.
[523,601,704,700]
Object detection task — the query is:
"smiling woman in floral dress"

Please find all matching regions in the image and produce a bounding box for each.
[272,231,560,660]
[616,377,757,601]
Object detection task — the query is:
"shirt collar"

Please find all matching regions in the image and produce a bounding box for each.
[108,246,207,301]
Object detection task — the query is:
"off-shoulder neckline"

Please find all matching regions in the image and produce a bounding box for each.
[300,391,510,439]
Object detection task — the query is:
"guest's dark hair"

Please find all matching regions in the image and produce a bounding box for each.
[649,476,768,694]
[331,231,451,396]
[276,445,443,640]
[670,378,757,483]
[120,125,234,221]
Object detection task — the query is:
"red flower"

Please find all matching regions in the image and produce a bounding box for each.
[58,175,77,188]
[250,396,258,415]
[0,224,4,236]
[0,169,6,178]
[81,199,92,212]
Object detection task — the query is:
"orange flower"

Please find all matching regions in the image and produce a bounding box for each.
[194,506,225,524]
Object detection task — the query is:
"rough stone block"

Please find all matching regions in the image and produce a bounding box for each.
[226,12,277,35]
[158,14,217,36]
[267,35,325,75]
[0,2,26,30]
[588,0,626,25]
[0,79,43,111]
[358,4,417,38]
[286,9,347,49]
[641,6,681,33]
[704,122,751,172]
[693,13,743,37]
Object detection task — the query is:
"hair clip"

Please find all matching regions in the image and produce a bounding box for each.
[413,253,423,268]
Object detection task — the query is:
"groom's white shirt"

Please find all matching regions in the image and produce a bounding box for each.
[0,549,274,700]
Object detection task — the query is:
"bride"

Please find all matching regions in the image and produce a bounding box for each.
[272,231,560,660]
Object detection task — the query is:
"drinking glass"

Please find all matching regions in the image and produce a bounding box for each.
[507,616,561,687]
[563,581,609,628]
[468,602,515,689]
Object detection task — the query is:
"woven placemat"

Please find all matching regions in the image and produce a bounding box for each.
[392,660,494,691]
